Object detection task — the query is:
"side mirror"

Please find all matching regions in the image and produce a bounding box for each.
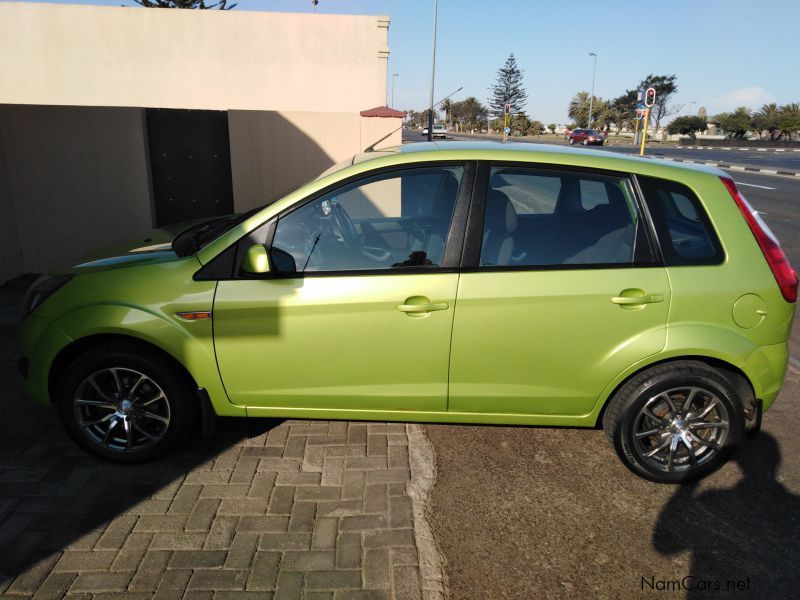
[241,244,270,275]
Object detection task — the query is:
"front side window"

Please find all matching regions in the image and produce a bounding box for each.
[637,175,723,266]
[271,166,463,273]
[479,166,640,267]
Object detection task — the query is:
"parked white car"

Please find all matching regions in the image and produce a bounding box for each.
[421,123,447,138]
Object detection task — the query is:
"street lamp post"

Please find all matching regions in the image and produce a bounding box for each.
[427,0,438,142]
[391,73,399,108]
[588,52,597,129]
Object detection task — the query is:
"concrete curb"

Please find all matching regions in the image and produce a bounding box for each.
[407,424,447,600]
[655,156,800,178]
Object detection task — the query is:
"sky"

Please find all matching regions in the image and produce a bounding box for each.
[11,0,800,123]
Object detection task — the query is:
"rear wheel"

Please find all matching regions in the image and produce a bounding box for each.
[603,361,744,483]
[568,137,575,145]
[56,344,195,463]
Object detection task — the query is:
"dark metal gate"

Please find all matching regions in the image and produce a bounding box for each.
[146,108,234,227]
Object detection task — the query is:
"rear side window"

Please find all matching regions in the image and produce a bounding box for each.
[480,167,643,267]
[637,176,723,266]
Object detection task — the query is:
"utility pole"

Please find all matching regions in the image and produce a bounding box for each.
[427,0,438,142]
[588,52,597,128]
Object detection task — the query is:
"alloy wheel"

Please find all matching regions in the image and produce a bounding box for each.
[73,367,171,453]
[631,386,730,473]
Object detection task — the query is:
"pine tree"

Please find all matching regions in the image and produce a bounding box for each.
[488,54,528,115]
[134,1,236,8]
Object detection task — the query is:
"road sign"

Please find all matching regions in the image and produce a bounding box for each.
[504,126,511,134]
[504,103,511,114]
[644,87,656,108]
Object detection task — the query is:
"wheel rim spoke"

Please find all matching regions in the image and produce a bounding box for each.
[687,430,720,450]
[693,397,720,421]
[689,421,727,430]
[141,411,169,426]
[137,393,165,407]
[683,388,698,415]
[635,428,664,439]
[643,435,672,458]
[666,434,679,472]
[79,413,116,428]
[76,398,116,410]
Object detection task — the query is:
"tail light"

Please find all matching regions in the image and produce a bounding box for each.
[721,176,797,303]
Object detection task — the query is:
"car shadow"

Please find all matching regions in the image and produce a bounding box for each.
[0,282,283,585]
[652,432,800,598]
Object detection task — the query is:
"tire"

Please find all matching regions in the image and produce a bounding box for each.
[602,361,744,483]
[568,137,575,145]
[583,139,588,146]
[56,343,196,463]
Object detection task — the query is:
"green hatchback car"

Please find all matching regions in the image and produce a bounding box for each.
[18,142,797,483]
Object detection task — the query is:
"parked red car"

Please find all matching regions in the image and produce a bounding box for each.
[567,128,604,146]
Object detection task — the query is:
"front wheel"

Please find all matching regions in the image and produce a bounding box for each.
[603,361,744,483]
[583,139,589,146]
[56,344,196,463]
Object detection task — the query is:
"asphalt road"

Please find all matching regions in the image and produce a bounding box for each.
[425,373,800,600]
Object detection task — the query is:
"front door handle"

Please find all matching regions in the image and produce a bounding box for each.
[397,302,450,313]
[611,294,664,305]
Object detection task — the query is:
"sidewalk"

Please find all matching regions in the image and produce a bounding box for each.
[0,282,442,600]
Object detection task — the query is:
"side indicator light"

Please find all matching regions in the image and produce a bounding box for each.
[177,311,213,321]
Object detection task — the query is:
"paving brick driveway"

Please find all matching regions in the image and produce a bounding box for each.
[0,282,438,600]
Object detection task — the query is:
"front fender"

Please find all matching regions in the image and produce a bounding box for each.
[50,304,244,416]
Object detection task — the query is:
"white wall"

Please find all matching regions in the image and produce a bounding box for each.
[0,2,390,114]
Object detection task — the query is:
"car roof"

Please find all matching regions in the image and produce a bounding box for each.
[351,141,728,179]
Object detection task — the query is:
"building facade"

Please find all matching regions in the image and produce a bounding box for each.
[0,2,400,282]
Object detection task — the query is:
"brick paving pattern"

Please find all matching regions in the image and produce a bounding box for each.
[0,416,423,600]
[0,282,426,599]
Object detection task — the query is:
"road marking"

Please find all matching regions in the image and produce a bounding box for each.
[735,181,776,190]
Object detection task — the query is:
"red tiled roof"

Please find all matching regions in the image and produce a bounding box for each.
[360,106,405,118]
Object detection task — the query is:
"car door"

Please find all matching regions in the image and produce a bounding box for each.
[448,163,671,418]
[212,162,472,413]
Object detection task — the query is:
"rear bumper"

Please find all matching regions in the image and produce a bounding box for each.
[741,342,789,412]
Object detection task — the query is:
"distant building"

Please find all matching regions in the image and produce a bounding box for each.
[0,2,399,282]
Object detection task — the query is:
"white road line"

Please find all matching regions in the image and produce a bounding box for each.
[735,181,776,190]
[729,165,746,171]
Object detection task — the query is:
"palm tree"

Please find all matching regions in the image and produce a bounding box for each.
[441,99,453,130]
[568,92,606,129]
[753,103,780,140]
[568,92,591,128]
[778,103,800,140]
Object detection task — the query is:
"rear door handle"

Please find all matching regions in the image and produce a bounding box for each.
[611,295,664,305]
[396,302,449,313]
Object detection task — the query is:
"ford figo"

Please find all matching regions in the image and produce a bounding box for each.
[19,142,796,483]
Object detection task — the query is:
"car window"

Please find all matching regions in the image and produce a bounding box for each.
[270,166,463,273]
[480,167,639,267]
[637,175,723,265]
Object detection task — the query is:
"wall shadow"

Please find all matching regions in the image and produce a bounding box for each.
[653,432,800,597]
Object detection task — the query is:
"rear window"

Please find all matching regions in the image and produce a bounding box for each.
[637,175,723,266]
